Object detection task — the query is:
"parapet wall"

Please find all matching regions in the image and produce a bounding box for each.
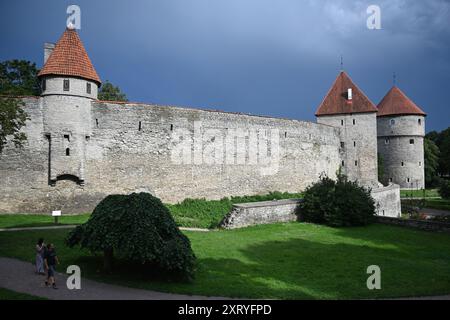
[370,183,401,218]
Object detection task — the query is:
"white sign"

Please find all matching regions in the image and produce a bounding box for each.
[52,210,62,217]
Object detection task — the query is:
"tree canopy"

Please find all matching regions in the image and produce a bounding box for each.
[424,138,440,188]
[66,192,196,279]
[0,60,41,96]
[98,80,128,101]
[426,128,450,177]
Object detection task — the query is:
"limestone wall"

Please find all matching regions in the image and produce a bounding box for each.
[370,184,401,218]
[316,112,379,187]
[220,199,302,229]
[0,99,342,213]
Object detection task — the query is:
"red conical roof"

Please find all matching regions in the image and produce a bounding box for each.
[377,86,426,117]
[38,28,101,84]
[315,71,377,116]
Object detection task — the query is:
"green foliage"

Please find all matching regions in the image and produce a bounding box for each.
[298,173,376,227]
[66,193,196,279]
[438,180,450,200]
[0,97,29,153]
[0,60,40,96]
[98,80,128,101]
[167,191,303,228]
[424,138,441,188]
[427,127,450,177]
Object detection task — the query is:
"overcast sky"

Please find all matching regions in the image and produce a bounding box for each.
[1,0,449,131]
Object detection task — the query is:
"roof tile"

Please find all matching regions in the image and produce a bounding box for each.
[377,86,426,117]
[38,28,101,84]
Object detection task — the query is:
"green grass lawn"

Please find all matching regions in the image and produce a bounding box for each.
[0,288,46,300]
[400,189,439,198]
[1,223,450,299]
[0,214,91,229]
[0,191,303,230]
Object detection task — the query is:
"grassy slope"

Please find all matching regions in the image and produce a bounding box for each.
[400,189,439,198]
[0,192,303,229]
[1,223,450,299]
[0,288,46,300]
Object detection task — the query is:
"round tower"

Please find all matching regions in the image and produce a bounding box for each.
[38,26,101,186]
[315,71,379,188]
[377,86,426,189]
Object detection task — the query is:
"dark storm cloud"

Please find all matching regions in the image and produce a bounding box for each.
[0,0,449,130]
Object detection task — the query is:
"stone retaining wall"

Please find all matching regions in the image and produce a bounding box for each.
[220,199,302,229]
[376,216,450,233]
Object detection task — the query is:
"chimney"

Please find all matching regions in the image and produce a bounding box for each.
[347,88,353,100]
[44,42,55,64]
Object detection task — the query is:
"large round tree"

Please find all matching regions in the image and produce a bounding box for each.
[66,193,196,278]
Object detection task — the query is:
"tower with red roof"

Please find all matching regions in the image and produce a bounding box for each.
[315,71,379,187]
[377,86,426,189]
[37,25,101,186]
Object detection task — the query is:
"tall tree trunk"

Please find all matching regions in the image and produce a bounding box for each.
[103,248,113,272]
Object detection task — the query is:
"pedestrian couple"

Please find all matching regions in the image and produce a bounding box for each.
[35,238,59,289]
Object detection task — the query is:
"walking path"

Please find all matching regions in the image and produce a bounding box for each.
[0,257,225,300]
[419,208,450,217]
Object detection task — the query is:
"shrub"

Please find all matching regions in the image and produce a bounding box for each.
[66,193,196,279]
[438,180,450,200]
[298,173,376,227]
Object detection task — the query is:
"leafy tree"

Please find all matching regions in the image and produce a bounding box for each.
[0,97,29,153]
[435,128,450,177]
[439,180,450,200]
[98,80,128,101]
[424,138,440,188]
[66,193,196,279]
[0,60,40,95]
[298,172,376,227]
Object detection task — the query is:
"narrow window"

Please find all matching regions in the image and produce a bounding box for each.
[353,141,356,147]
[86,82,91,94]
[95,119,99,127]
[65,148,70,156]
[353,119,356,125]
[401,161,404,166]
[284,132,287,138]
[390,119,395,125]
[64,134,70,142]
[389,178,393,183]
[170,124,174,131]
[385,138,390,144]
[340,142,345,148]
[382,210,385,216]
[138,121,142,131]
[63,79,70,91]
[355,160,358,166]
[42,79,46,91]
[407,178,410,183]
[341,160,345,166]
[341,119,344,126]
[418,118,421,125]
[409,139,414,144]
[85,136,90,141]
[419,161,422,167]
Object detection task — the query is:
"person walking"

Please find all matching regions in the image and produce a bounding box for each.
[35,238,45,275]
[44,243,59,289]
